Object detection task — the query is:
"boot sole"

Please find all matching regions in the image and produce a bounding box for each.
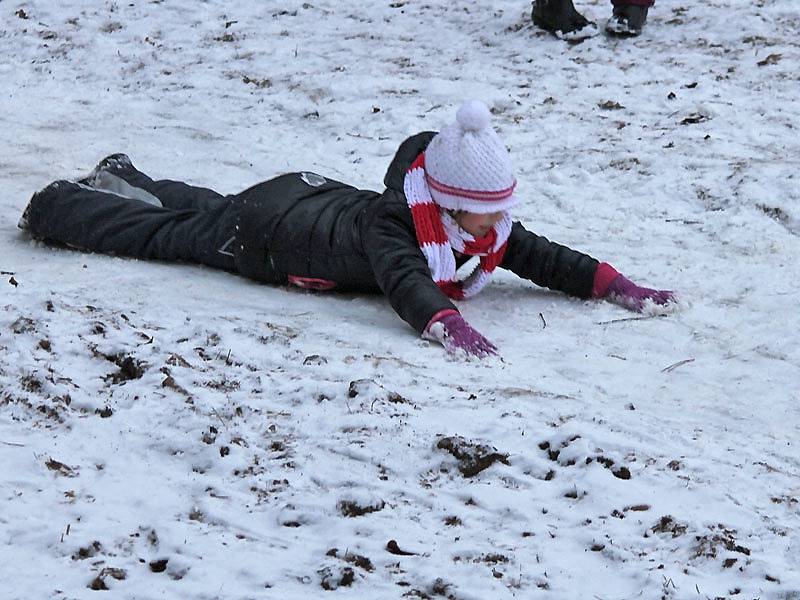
[605,19,643,36]
[533,16,598,41]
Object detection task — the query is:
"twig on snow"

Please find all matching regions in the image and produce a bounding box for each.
[363,354,422,369]
[2,440,25,447]
[539,312,547,329]
[596,314,666,326]
[664,218,701,225]
[661,358,695,373]
[210,406,230,432]
[347,132,390,141]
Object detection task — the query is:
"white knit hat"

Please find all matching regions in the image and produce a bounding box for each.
[424,100,518,214]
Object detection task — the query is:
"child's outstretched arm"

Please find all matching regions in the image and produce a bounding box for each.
[501,221,675,311]
[364,199,497,359]
[500,221,599,298]
[591,263,675,312]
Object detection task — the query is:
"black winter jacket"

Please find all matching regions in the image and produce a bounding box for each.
[232,132,599,334]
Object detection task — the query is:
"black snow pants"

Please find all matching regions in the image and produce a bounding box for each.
[24,164,240,272]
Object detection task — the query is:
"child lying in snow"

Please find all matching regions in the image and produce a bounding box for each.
[19,101,674,358]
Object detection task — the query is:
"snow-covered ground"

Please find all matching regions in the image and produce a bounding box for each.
[2,1,799,598]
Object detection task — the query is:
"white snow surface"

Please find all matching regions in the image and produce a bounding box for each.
[1,1,799,598]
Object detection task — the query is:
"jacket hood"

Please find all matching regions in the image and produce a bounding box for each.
[383,131,437,192]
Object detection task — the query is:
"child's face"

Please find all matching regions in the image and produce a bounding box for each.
[453,210,504,238]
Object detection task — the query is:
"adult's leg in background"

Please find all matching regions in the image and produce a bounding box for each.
[22,180,239,271]
[606,0,653,36]
[531,0,596,38]
[610,0,654,6]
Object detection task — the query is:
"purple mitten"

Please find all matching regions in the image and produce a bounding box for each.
[605,274,675,312]
[425,311,498,358]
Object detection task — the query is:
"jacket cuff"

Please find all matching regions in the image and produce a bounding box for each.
[424,309,460,334]
[592,262,621,298]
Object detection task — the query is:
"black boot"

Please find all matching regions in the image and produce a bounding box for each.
[532,0,597,40]
[78,153,135,186]
[77,154,163,207]
[605,4,648,37]
[18,180,63,231]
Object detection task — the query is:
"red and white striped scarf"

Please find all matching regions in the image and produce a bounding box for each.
[403,153,512,300]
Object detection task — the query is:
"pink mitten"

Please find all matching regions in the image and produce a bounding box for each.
[425,311,498,358]
[593,263,675,312]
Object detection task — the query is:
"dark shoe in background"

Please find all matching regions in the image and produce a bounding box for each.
[532,0,598,41]
[605,4,648,37]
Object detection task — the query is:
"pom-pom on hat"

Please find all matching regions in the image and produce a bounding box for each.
[424,100,518,214]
